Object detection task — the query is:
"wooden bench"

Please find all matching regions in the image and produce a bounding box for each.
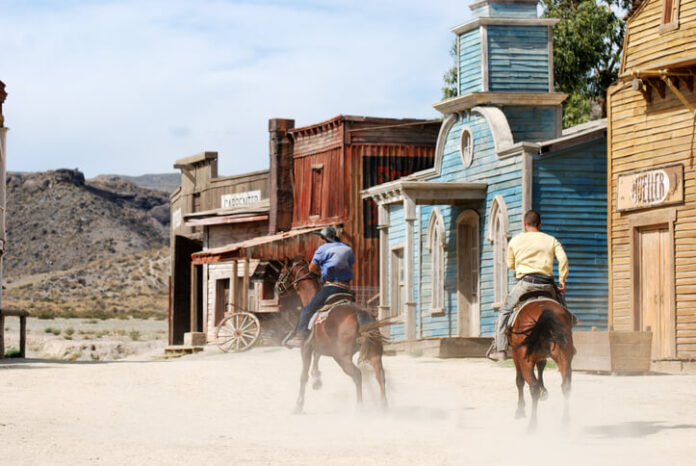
[0,309,29,359]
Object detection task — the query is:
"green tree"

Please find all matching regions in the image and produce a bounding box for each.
[441,40,458,100]
[543,0,629,127]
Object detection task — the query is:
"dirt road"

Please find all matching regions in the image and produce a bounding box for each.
[1,347,694,465]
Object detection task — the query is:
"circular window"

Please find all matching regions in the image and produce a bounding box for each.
[460,126,474,168]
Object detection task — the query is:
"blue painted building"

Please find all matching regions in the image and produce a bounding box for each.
[363,0,608,343]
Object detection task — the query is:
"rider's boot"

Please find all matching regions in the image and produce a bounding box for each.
[285,332,306,349]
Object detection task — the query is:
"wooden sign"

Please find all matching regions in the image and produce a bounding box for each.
[221,190,261,209]
[617,164,684,212]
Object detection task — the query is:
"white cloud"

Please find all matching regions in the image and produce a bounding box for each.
[0,0,469,178]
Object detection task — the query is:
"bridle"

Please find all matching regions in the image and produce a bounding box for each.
[276,259,317,295]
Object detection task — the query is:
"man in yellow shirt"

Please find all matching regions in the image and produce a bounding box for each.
[488,210,568,362]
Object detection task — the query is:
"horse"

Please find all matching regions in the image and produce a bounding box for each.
[276,258,387,414]
[508,298,575,431]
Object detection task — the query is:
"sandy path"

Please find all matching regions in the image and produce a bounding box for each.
[1,347,694,465]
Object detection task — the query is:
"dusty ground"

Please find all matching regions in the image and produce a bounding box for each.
[1,347,694,465]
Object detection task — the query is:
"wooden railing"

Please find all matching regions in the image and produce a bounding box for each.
[0,309,29,359]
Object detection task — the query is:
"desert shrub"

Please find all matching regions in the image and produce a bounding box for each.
[4,348,22,358]
[37,311,55,320]
[129,330,141,341]
[44,327,54,334]
[64,328,75,340]
[51,328,60,336]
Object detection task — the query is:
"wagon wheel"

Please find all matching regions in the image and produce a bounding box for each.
[215,312,261,352]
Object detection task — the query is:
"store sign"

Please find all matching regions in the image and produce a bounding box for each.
[617,164,683,211]
[221,190,262,208]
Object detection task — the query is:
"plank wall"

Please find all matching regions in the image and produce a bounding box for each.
[608,82,696,358]
[487,25,549,93]
[459,28,483,95]
[503,106,559,142]
[622,0,696,72]
[533,137,608,330]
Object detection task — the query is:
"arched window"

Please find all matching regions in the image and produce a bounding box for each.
[487,196,509,308]
[428,208,446,313]
[460,126,474,168]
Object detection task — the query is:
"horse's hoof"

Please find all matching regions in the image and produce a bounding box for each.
[540,389,549,401]
[515,409,526,419]
[312,379,323,390]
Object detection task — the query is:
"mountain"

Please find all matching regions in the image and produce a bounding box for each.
[5,169,170,279]
[92,173,180,194]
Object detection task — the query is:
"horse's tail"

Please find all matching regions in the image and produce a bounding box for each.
[356,310,389,364]
[520,309,568,359]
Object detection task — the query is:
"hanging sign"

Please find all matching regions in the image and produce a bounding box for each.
[617,164,683,212]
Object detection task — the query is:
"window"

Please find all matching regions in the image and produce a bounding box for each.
[310,164,323,216]
[487,196,509,308]
[390,247,405,318]
[660,0,680,32]
[428,209,446,314]
[460,126,474,168]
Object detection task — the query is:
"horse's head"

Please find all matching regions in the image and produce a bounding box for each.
[275,257,313,296]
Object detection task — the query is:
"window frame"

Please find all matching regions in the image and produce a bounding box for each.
[659,0,680,33]
[460,126,474,168]
[487,195,510,309]
[427,208,446,315]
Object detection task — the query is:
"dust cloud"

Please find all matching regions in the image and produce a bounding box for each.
[1,347,694,465]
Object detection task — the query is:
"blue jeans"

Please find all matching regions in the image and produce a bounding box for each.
[295,286,347,336]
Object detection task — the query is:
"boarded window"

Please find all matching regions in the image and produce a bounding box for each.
[390,247,405,318]
[488,196,509,308]
[428,209,445,313]
[660,0,680,30]
[310,165,323,217]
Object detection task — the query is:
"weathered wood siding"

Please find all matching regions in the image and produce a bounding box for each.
[622,0,696,72]
[208,222,267,250]
[459,28,483,95]
[503,106,559,142]
[487,25,549,93]
[608,82,696,358]
[533,137,608,329]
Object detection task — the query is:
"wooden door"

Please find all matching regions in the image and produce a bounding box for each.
[637,226,674,359]
[457,211,480,337]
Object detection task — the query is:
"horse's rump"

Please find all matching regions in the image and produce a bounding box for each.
[512,301,572,359]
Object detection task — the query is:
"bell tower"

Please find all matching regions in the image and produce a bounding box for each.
[435,0,566,140]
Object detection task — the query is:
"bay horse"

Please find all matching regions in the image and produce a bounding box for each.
[276,259,387,414]
[509,298,575,431]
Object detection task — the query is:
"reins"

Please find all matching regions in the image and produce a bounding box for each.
[276,260,318,295]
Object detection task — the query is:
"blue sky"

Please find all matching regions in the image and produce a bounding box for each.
[0,0,469,177]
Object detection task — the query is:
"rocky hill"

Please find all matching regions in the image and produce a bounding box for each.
[93,173,180,194]
[5,169,170,279]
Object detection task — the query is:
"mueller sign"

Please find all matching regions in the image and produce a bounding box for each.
[617,164,684,212]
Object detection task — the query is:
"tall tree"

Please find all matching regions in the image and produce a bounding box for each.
[543,0,629,127]
[442,40,458,100]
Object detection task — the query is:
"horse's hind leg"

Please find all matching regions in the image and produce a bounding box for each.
[557,354,572,427]
[294,344,312,414]
[520,359,541,432]
[311,352,322,390]
[370,354,387,409]
[335,355,362,406]
[536,360,548,401]
[514,358,526,419]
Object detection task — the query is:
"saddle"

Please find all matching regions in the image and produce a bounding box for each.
[308,292,356,330]
[506,292,577,329]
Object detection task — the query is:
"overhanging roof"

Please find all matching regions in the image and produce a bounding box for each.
[184,199,270,224]
[191,226,329,264]
[433,92,567,115]
[363,180,487,205]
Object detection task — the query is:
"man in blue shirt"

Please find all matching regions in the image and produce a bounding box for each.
[285,226,355,348]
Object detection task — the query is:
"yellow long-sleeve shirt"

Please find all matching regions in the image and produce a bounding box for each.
[506,231,568,283]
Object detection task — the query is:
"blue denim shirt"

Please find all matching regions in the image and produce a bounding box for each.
[312,242,355,283]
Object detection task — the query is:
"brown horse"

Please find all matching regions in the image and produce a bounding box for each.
[277,259,387,414]
[508,298,574,431]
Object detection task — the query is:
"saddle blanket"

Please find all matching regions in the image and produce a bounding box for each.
[308,298,354,330]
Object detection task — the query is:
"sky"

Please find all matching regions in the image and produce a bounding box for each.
[0,0,469,178]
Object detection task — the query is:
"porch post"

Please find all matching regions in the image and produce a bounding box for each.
[404,196,417,342]
[377,203,390,321]
[190,263,198,333]
[230,260,238,312]
[242,258,250,311]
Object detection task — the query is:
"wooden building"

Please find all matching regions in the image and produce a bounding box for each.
[363,0,609,352]
[190,116,440,337]
[0,80,7,297]
[169,152,269,345]
[607,0,696,363]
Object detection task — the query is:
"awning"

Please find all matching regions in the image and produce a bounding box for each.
[191,226,330,265]
[363,179,487,205]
